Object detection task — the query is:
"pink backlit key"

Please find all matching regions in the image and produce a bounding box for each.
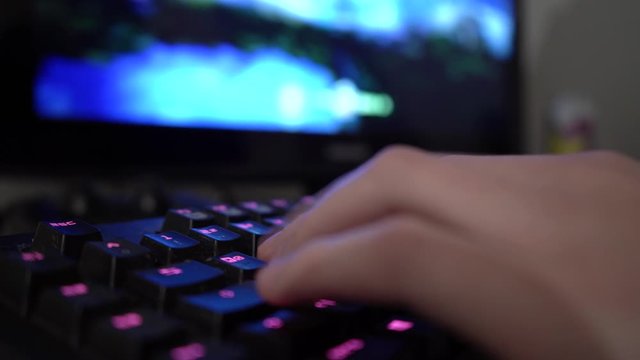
[86,308,186,360]
[233,309,334,358]
[0,250,76,316]
[31,283,127,347]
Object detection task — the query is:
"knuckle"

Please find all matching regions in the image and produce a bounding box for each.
[371,216,428,251]
[365,145,425,181]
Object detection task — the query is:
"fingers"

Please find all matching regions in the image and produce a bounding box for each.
[259,145,438,260]
[257,215,605,360]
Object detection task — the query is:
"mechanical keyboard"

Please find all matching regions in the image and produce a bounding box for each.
[0,197,489,360]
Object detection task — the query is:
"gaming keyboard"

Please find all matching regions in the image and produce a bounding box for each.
[0,198,489,360]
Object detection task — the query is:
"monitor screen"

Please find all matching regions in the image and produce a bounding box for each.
[32,0,517,137]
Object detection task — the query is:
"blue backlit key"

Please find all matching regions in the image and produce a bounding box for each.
[229,221,272,257]
[140,231,201,265]
[176,282,271,338]
[33,219,102,258]
[214,252,265,284]
[189,225,249,258]
[127,261,225,311]
[162,208,217,234]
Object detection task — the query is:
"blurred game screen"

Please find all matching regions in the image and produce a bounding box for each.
[33,0,516,136]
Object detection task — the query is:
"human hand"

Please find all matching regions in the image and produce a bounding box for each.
[257,146,640,360]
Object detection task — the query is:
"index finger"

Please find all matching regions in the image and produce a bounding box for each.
[258,145,442,260]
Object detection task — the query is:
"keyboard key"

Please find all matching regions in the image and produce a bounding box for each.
[229,221,272,257]
[204,204,249,227]
[153,341,248,360]
[318,336,407,360]
[176,282,271,338]
[377,315,455,359]
[263,216,287,228]
[162,208,217,234]
[214,252,265,284]
[0,250,77,316]
[79,240,153,287]
[32,283,128,347]
[32,219,102,258]
[234,309,334,359]
[269,198,292,212]
[141,231,201,265]
[238,201,279,220]
[86,308,187,360]
[127,261,225,311]
[189,225,249,258]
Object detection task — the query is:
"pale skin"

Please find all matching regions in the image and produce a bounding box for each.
[256,145,640,360]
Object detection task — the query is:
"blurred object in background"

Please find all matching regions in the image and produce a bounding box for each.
[548,93,596,154]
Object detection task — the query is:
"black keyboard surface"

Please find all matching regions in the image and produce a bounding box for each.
[0,197,489,360]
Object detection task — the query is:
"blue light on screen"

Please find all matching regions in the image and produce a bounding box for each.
[213,0,515,59]
[36,43,394,134]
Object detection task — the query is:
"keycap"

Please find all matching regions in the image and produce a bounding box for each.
[234,309,334,359]
[175,282,271,338]
[140,231,201,265]
[214,252,265,284]
[31,283,128,347]
[204,204,249,227]
[153,341,248,360]
[317,336,407,360]
[0,250,77,316]
[229,221,272,257]
[188,225,248,258]
[238,201,279,221]
[376,315,453,359]
[32,219,102,258]
[79,240,153,287]
[126,261,225,311]
[162,208,217,234]
[86,308,187,360]
[263,216,287,228]
[269,198,292,212]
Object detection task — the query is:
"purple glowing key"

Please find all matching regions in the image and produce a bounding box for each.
[386,319,414,333]
[170,342,206,360]
[326,338,365,360]
[87,308,186,359]
[112,312,144,330]
[60,283,89,297]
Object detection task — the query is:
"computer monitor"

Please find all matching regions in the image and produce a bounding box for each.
[0,0,521,182]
